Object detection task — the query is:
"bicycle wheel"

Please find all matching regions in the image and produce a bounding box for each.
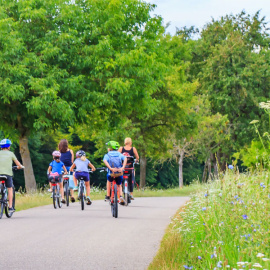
[0,189,4,219]
[5,186,15,218]
[80,184,84,211]
[65,182,69,207]
[124,181,129,206]
[57,185,62,208]
[114,184,118,218]
[53,186,57,209]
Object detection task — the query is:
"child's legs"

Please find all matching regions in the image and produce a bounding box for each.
[107,181,111,197]
[60,182,64,198]
[85,181,90,197]
[73,174,78,187]
[8,187,13,208]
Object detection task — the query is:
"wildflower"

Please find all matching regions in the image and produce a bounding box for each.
[202,207,206,211]
[217,261,222,268]
[219,193,222,197]
[226,266,230,268]
[256,253,265,258]
[198,256,202,259]
[204,193,208,197]
[228,165,234,169]
[211,254,215,259]
[242,214,248,220]
[260,183,264,187]
[262,258,270,261]
[184,265,193,269]
[253,262,262,268]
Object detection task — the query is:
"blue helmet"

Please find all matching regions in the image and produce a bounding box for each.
[0,139,12,148]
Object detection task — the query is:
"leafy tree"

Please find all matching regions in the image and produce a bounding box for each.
[0,0,169,190]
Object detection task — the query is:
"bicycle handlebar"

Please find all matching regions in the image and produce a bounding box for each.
[12,166,25,170]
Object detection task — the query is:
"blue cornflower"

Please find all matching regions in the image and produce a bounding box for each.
[263,185,266,188]
[204,193,208,197]
[228,165,234,169]
[254,229,256,232]
[202,207,206,211]
[242,214,248,220]
[211,254,215,259]
[260,182,264,187]
[184,266,193,269]
[234,195,238,199]
[217,261,222,268]
[198,256,202,260]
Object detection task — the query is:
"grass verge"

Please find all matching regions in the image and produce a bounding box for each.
[149,170,270,270]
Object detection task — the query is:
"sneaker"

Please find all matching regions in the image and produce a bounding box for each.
[104,195,110,201]
[8,207,15,213]
[73,186,78,191]
[86,197,92,205]
[130,195,135,200]
[61,199,66,204]
[71,197,75,203]
[119,196,125,205]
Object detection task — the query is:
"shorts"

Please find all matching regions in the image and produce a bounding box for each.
[75,171,90,182]
[65,166,73,175]
[0,175,13,188]
[48,174,62,183]
[107,174,123,185]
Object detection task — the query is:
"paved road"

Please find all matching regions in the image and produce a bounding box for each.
[0,197,189,270]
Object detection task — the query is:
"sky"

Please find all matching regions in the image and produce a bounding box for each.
[144,0,270,35]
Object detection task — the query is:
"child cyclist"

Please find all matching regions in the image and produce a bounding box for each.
[70,150,96,205]
[48,151,68,203]
[103,141,127,204]
[0,139,24,212]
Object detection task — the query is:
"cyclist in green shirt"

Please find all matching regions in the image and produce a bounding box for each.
[0,139,24,212]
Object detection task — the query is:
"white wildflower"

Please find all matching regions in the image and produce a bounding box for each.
[256,253,265,258]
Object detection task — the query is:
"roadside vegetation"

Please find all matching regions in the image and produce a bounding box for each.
[149,170,270,270]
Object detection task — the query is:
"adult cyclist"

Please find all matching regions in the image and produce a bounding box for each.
[118,137,139,200]
[103,141,127,204]
[0,139,24,212]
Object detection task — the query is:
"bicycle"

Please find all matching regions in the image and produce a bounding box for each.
[48,173,62,209]
[0,166,23,219]
[109,176,120,218]
[122,156,138,206]
[63,171,73,207]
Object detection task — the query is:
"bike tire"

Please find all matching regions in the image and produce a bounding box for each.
[5,186,15,218]
[65,182,69,207]
[0,189,4,219]
[57,186,62,208]
[53,186,57,209]
[124,180,129,206]
[80,184,84,211]
[114,184,118,218]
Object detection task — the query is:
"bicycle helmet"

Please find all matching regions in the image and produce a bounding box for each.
[76,150,86,158]
[106,141,120,150]
[52,150,61,157]
[0,139,12,148]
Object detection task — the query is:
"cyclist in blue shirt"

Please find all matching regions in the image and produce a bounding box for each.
[48,151,68,203]
[103,141,127,204]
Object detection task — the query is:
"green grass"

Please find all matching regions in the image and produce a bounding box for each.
[149,171,270,270]
[15,184,198,212]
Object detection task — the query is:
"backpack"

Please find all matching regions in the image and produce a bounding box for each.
[108,152,123,177]
[48,172,61,183]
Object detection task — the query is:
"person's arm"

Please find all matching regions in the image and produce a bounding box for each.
[14,159,24,169]
[69,163,76,172]
[118,147,123,153]
[118,157,127,172]
[88,162,96,171]
[48,166,52,174]
[63,165,68,174]
[133,147,139,162]
[70,149,74,163]
[103,160,117,172]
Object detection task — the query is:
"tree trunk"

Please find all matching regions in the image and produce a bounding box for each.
[19,136,37,192]
[202,158,208,183]
[207,157,212,181]
[140,155,147,188]
[178,149,184,188]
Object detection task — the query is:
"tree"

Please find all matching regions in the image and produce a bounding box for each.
[0,0,170,190]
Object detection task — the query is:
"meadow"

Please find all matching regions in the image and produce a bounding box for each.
[149,170,270,270]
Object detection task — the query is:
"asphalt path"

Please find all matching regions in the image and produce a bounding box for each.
[0,196,189,270]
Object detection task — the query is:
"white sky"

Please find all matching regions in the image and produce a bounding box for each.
[144,0,270,34]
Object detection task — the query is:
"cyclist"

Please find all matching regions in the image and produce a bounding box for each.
[0,139,24,212]
[70,150,96,205]
[58,139,75,203]
[118,137,139,200]
[103,141,127,203]
[48,151,68,203]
